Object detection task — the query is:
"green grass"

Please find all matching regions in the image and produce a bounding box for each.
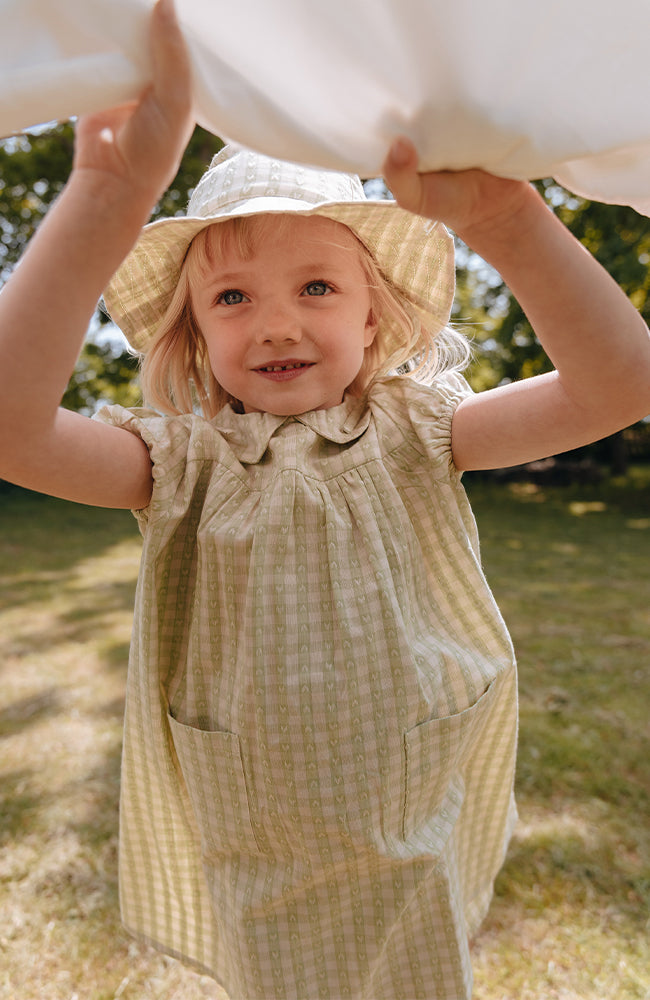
[1,476,649,1000]
[465,469,650,1000]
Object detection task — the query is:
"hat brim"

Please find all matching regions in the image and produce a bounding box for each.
[103,198,455,354]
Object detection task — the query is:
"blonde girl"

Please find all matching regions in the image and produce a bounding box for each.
[1,2,649,998]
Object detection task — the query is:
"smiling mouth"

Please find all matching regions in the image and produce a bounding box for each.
[255,362,313,372]
[253,361,316,383]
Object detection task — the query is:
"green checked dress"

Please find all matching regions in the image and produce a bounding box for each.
[98,373,518,1000]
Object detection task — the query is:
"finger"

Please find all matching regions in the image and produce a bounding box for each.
[149,0,193,121]
[381,137,425,215]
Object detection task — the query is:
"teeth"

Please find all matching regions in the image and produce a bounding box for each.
[262,363,304,371]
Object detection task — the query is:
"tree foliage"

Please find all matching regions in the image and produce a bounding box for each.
[61,338,141,415]
[0,123,75,280]
[463,182,650,388]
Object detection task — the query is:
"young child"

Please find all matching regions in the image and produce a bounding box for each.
[1,2,649,998]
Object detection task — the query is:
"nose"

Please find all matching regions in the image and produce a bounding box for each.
[255,298,302,345]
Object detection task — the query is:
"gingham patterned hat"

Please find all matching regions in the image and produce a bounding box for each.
[103,144,455,353]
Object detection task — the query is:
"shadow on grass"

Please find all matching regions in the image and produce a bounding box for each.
[1,768,47,841]
[2,580,140,660]
[0,485,140,588]
[0,687,62,738]
[1,487,141,683]
[487,810,650,942]
[2,753,123,922]
[1,744,123,844]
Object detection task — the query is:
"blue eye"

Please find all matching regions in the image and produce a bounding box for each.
[217,289,246,305]
[304,281,331,297]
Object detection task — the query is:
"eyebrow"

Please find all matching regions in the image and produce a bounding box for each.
[203,259,354,289]
[204,271,248,286]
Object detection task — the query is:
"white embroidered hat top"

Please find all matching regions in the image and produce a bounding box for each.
[103,144,455,354]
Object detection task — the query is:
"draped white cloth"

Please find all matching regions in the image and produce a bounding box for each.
[2,0,650,214]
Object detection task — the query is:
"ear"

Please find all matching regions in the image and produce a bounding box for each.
[364,308,379,347]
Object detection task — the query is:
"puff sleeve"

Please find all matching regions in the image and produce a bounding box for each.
[94,405,216,533]
[368,373,474,478]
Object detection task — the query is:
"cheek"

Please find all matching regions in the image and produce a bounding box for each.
[202,336,234,385]
[199,320,238,369]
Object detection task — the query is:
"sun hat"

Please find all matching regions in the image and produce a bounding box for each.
[103,144,456,354]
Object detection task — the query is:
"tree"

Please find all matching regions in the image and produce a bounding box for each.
[61,337,141,415]
[485,183,650,385]
[0,123,75,281]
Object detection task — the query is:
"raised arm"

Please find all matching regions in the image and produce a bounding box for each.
[0,0,194,507]
[383,139,650,472]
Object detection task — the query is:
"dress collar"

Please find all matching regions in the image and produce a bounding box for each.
[212,393,371,463]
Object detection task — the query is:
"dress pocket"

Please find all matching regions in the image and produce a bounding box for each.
[168,713,261,857]
[402,680,499,855]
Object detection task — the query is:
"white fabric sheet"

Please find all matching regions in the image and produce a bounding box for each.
[2,0,650,214]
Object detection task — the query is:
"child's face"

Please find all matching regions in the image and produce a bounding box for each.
[190,215,378,415]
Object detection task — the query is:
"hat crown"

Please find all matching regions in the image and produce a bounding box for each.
[187,144,367,219]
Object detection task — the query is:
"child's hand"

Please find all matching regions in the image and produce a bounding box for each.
[73,0,194,209]
[382,136,532,249]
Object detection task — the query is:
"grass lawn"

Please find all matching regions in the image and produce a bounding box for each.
[1,473,649,1000]
[466,469,650,1000]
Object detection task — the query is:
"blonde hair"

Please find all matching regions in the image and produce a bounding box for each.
[140,215,470,418]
